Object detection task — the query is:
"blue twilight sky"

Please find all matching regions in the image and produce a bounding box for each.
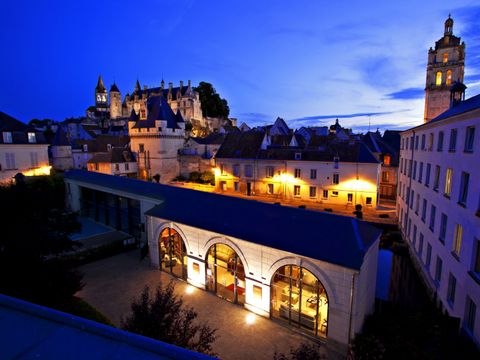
[1,0,479,132]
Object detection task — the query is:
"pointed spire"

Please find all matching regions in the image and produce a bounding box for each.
[96,75,106,92]
[110,82,120,93]
[134,79,141,92]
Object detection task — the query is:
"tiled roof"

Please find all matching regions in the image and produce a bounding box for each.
[215,131,265,158]
[52,125,71,146]
[88,148,135,164]
[190,133,225,145]
[65,170,381,270]
[75,135,130,152]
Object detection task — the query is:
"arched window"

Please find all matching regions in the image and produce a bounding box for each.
[206,243,245,304]
[270,265,328,338]
[443,53,448,63]
[159,227,187,280]
[446,70,452,86]
[436,71,442,86]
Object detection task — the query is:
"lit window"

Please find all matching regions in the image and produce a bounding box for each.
[294,185,301,197]
[453,224,463,257]
[436,71,442,86]
[2,132,12,143]
[446,70,452,86]
[267,183,274,194]
[443,53,448,63]
[444,168,452,197]
[27,132,36,143]
[383,154,391,165]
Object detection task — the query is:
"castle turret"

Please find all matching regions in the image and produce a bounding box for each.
[95,75,108,112]
[109,82,122,119]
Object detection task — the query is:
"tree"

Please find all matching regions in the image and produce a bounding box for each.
[122,284,217,356]
[273,343,325,360]
[194,82,230,119]
[0,175,83,307]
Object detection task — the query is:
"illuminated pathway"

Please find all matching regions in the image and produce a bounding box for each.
[78,251,344,360]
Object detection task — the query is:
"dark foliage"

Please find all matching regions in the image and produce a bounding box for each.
[351,307,480,360]
[122,283,217,356]
[273,342,325,360]
[194,82,230,119]
[0,175,84,306]
[188,171,215,185]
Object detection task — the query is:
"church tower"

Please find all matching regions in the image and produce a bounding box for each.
[424,15,465,122]
[95,75,108,113]
[109,82,122,119]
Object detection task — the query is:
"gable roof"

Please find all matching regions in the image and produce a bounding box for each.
[0,111,29,132]
[0,112,47,144]
[64,170,381,270]
[215,131,265,158]
[52,125,71,146]
[87,148,135,164]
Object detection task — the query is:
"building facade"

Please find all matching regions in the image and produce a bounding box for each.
[215,131,380,208]
[64,170,381,353]
[397,91,480,346]
[87,148,137,177]
[0,112,50,182]
[424,16,465,123]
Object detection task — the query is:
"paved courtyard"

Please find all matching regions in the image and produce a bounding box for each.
[78,251,344,360]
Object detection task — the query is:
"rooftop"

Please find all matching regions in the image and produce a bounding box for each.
[65,170,381,270]
[0,293,211,360]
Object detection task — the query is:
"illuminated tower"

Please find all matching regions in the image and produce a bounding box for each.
[109,82,122,119]
[424,15,465,122]
[95,75,108,113]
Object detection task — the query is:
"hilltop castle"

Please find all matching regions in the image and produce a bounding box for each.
[90,77,205,129]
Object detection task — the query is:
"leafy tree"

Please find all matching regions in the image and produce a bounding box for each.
[0,175,83,306]
[200,171,215,185]
[194,82,230,119]
[122,284,217,356]
[273,342,325,360]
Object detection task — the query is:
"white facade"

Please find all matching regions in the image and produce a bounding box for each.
[64,171,380,352]
[0,143,50,182]
[397,107,480,346]
[216,159,380,208]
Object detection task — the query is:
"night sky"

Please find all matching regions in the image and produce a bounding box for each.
[1,0,479,132]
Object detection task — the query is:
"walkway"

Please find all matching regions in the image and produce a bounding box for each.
[78,251,344,360]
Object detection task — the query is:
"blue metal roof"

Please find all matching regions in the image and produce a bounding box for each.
[431,93,480,122]
[0,294,212,360]
[65,170,381,270]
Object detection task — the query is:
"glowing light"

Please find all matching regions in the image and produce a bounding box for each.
[22,165,52,177]
[185,285,195,294]
[338,178,376,192]
[246,313,256,325]
[213,167,221,176]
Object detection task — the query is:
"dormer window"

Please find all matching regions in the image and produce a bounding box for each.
[294,152,302,160]
[383,154,391,166]
[2,132,12,143]
[140,108,146,120]
[83,144,88,152]
[27,132,36,143]
[443,53,448,63]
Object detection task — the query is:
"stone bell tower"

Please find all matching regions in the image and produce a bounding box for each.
[424,15,465,123]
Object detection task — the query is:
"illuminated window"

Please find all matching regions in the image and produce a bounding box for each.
[294,185,300,197]
[27,132,36,143]
[383,154,391,165]
[83,144,88,152]
[443,53,448,63]
[444,168,452,197]
[267,183,274,194]
[453,224,463,257]
[446,70,452,86]
[436,71,442,86]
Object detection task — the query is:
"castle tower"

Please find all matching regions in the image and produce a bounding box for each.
[424,15,465,122]
[109,82,122,119]
[95,75,108,112]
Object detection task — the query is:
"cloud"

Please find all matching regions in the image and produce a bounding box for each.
[385,87,424,100]
[289,109,410,123]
